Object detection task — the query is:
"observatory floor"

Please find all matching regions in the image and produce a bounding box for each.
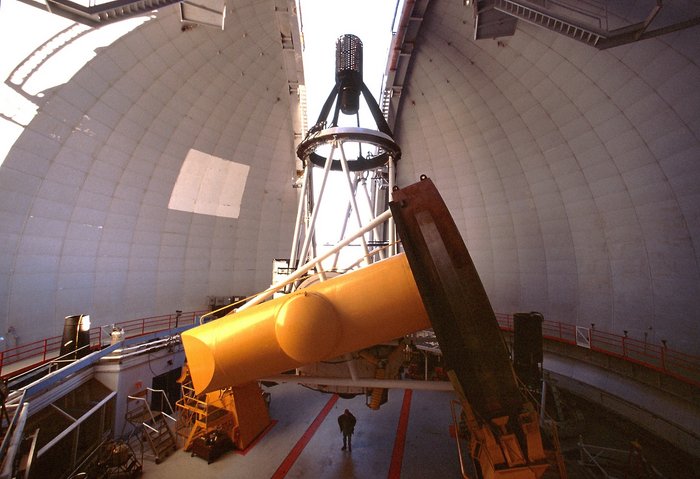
[141,383,461,479]
[140,382,700,479]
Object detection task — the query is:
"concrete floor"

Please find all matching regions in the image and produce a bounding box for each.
[137,381,700,479]
[141,383,462,479]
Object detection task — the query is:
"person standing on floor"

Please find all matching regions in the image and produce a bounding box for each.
[338,408,356,451]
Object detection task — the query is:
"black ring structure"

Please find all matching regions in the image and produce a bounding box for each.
[297,126,401,172]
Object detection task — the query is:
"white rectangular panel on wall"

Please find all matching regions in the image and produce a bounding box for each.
[576,326,591,349]
[168,148,249,219]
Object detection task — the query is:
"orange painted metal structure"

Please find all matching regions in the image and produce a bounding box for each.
[176,363,271,451]
[181,253,430,394]
[227,381,272,449]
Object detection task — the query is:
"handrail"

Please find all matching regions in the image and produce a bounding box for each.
[199,298,251,325]
[449,399,470,479]
[0,310,207,378]
[197,240,400,326]
[5,343,94,389]
[1,309,699,387]
[0,390,26,473]
[127,387,176,431]
[161,411,177,423]
[146,387,175,419]
[237,209,395,313]
[36,391,117,458]
[0,400,28,479]
[495,313,700,388]
[126,394,158,431]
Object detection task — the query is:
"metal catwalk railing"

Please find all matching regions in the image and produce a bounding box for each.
[0,309,698,388]
[495,313,700,387]
[494,0,605,47]
[38,0,183,26]
[0,310,207,378]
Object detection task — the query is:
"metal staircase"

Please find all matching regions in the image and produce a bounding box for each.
[473,0,700,50]
[493,0,604,47]
[123,388,177,464]
[40,0,184,27]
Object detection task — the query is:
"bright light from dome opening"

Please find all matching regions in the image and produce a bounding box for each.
[0,2,149,168]
[298,0,400,251]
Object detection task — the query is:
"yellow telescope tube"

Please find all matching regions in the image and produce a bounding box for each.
[181,253,430,394]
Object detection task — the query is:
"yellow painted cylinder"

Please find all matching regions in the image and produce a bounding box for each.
[181,253,430,394]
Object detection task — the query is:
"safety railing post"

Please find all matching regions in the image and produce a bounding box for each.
[661,341,667,372]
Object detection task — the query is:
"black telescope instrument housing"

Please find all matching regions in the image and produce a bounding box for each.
[296,33,400,172]
[335,34,363,115]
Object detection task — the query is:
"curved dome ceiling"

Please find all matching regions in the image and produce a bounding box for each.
[395,0,700,353]
[0,2,298,342]
[0,0,699,356]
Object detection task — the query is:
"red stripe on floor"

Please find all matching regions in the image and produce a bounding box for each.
[271,394,339,479]
[234,420,278,456]
[388,389,413,479]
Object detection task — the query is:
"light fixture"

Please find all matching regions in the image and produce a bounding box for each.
[79,314,91,332]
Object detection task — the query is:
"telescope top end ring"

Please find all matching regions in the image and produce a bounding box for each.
[336,34,363,75]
